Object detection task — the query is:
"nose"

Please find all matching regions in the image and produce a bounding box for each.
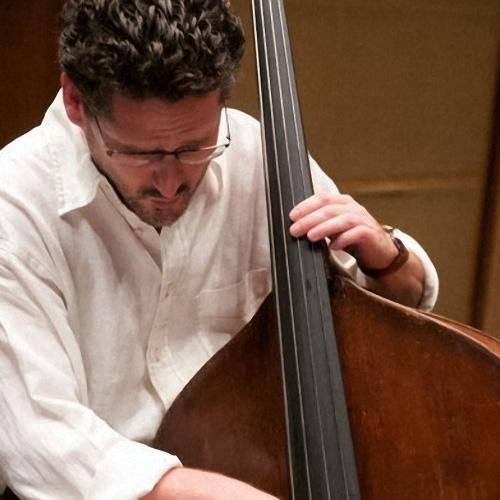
[151,156,185,200]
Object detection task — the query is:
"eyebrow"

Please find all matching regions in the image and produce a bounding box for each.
[113,133,213,155]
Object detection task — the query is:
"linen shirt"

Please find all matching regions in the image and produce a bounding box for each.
[0,92,438,499]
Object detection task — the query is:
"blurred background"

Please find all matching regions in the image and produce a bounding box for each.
[1,0,499,336]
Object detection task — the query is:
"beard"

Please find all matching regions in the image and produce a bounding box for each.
[125,184,193,227]
[91,149,209,229]
[94,161,197,228]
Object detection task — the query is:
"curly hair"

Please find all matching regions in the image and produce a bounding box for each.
[58,0,245,116]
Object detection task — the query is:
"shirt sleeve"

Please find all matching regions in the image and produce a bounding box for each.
[308,158,439,311]
[0,245,180,500]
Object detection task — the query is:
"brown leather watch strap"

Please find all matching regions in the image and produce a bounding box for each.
[360,226,410,279]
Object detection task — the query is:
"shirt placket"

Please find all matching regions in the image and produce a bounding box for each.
[147,225,187,408]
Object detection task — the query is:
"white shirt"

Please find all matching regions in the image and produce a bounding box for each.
[0,92,438,499]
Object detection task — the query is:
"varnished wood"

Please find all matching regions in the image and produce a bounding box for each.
[154,276,500,499]
[334,278,500,499]
[153,296,289,498]
[0,0,63,147]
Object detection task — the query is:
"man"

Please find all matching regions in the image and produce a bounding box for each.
[0,0,438,498]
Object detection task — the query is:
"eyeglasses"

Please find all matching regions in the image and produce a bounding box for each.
[93,107,231,167]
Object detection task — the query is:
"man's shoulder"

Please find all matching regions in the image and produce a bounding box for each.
[0,125,54,199]
[227,107,259,122]
[1,125,46,162]
[0,92,64,162]
[227,108,260,133]
[0,123,63,248]
[225,108,262,159]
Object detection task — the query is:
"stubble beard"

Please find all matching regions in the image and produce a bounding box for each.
[120,183,193,228]
[93,155,207,229]
[127,191,190,227]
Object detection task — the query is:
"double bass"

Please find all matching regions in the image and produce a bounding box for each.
[154,1,500,498]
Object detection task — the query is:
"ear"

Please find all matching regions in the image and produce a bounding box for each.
[60,72,87,128]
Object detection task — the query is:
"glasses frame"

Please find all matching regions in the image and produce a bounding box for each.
[93,107,231,166]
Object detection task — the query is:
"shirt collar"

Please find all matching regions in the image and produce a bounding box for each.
[42,90,102,217]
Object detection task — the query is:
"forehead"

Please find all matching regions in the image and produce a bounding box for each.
[106,90,223,144]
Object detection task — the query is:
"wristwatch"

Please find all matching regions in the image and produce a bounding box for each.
[360,225,410,279]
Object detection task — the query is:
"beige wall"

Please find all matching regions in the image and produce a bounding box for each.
[1,0,499,334]
[476,104,500,334]
[229,0,500,334]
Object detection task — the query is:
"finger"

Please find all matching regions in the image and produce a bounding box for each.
[328,225,398,270]
[327,224,370,251]
[290,204,345,238]
[303,212,364,242]
[289,192,351,222]
[290,197,359,238]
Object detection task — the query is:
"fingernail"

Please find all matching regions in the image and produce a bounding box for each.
[307,230,320,242]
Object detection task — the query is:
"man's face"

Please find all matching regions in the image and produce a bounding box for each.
[87,90,224,228]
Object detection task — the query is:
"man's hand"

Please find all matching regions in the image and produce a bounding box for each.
[289,193,398,270]
[141,467,279,500]
[289,192,425,307]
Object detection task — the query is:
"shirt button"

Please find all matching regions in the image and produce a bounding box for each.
[163,283,174,299]
[152,347,161,363]
[134,227,144,237]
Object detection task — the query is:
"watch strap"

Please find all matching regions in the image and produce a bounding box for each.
[361,226,410,279]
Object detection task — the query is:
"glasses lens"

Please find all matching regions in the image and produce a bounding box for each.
[178,145,227,165]
[120,153,165,168]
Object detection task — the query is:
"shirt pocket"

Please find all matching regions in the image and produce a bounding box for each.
[196,268,271,355]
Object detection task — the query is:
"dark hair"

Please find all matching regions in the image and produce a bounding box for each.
[58,0,245,116]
